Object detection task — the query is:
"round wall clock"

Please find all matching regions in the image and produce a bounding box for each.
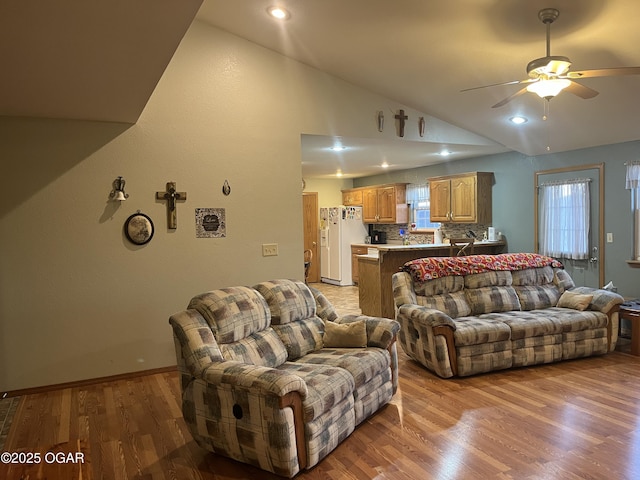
[124,212,154,245]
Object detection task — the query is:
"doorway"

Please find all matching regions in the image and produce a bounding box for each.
[534,163,604,288]
[302,192,319,283]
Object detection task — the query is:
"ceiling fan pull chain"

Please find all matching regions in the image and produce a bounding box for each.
[544,99,551,151]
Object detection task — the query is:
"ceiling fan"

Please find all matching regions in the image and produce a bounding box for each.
[463,8,640,108]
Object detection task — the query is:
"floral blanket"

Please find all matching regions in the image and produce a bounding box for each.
[402,253,564,282]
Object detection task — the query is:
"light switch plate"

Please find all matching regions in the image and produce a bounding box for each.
[606,232,613,243]
[262,243,279,256]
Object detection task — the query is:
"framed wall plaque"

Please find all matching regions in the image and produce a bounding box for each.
[124,212,154,245]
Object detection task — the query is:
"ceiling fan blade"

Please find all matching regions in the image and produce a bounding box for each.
[564,80,599,99]
[568,66,640,79]
[460,78,534,93]
[491,86,529,108]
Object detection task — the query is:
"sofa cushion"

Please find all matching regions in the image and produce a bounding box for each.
[297,347,390,390]
[255,280,324,360]
[272,317,324,360]
[254,279,317,324]
[323,320,367,348]
[557,291,593,311]
[452,316,512,346]
[481,310,563,339]
[514,285,562,310]
[554,269,576,291]
[545,307,608,331]
[220,329,289,367]
[414,275,465,296]
[189,286,272,343]
[417,291,471,318]
[464,271,513,288]
[465,286,521,315]
[277,362,355,422]
[511,266,555,286]
[310,287,339,322]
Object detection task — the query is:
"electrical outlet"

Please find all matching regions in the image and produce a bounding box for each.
[262,243,279,256]
[607,232,613,243]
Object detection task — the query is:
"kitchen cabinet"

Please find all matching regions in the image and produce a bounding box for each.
[362,184,408,223]
[342,189,363,206]
[429,172,493,224]
[342,183,408,223]
[350,245,369,284]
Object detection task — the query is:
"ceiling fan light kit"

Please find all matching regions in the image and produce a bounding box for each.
[462,7,640,108]
[526,78,571,99]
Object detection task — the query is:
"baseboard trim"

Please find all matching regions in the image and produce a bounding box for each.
[2,365,178,398]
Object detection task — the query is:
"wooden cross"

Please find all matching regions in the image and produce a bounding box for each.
[156,182,187,229]
[395,109,408,137]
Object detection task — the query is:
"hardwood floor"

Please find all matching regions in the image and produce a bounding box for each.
[2,282,640,479]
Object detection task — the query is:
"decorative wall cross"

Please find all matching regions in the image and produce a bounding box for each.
[395,109,408,137]
[156,182,187,229]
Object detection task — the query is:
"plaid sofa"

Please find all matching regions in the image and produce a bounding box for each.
[169,279,399,477]
[392,254,624,378]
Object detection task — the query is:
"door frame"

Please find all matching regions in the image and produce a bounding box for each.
[534,163,605,287]
[302,192,320,283]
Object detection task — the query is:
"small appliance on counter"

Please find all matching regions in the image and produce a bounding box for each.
[370,230,387,244]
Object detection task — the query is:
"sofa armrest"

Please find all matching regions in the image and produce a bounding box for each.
[169,309,224,378]
[397,304,456,330]
[202,361,309,399]
[569,287,624,314]
[396,304,458,377]
[338,314,400,349]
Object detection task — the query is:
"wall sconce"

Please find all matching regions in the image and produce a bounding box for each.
[110,176,129,201]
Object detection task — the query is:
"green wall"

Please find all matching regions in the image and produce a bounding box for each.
[354,141,640,298]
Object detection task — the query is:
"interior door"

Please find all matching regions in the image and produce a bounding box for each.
[534,164,604,288]
[302,192,319,283]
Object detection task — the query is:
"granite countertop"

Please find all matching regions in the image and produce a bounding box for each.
[354,240,504,259]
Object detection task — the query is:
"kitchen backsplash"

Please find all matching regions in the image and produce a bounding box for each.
[369,223,492,243]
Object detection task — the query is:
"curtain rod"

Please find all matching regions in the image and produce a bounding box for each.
[625,161,640,165]
[538,178,592,187]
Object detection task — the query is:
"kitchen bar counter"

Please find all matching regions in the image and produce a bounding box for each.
[357,241,505,318]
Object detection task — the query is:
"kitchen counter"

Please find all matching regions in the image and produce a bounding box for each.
[357,240,506,318]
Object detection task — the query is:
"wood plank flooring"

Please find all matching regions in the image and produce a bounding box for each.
[2,282,640,479]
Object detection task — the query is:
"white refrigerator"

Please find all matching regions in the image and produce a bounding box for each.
[320,206,368,286]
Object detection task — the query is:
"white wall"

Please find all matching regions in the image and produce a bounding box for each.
[0,20,432,391]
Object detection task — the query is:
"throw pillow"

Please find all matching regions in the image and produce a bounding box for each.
[557,291,593,311]
[323,320,367,348]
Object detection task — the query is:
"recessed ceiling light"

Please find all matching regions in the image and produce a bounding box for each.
[267,6,290,20]
[336,170,343,177]
[381,162,389,168]
[510,116,528,125]
[331,145,345,151]
[440,150,451,157]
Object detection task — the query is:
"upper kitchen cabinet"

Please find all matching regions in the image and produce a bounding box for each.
[342,189,363,206]
[342,183,408,224]
[429,172,493,224]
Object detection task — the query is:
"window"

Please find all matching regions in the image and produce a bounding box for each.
[626,161,640,260]
[539,179,590,259]
[406,183,440,230]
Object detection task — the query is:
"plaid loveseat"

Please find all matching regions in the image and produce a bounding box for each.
[392,253,623,378]
[169,279,399,477]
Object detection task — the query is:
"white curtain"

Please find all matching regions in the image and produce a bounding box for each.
[406,183,429,205]
[626,161,640,260]
[539,179,590,260]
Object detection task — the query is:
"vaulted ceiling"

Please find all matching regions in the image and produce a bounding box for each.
[3,0,640,178]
